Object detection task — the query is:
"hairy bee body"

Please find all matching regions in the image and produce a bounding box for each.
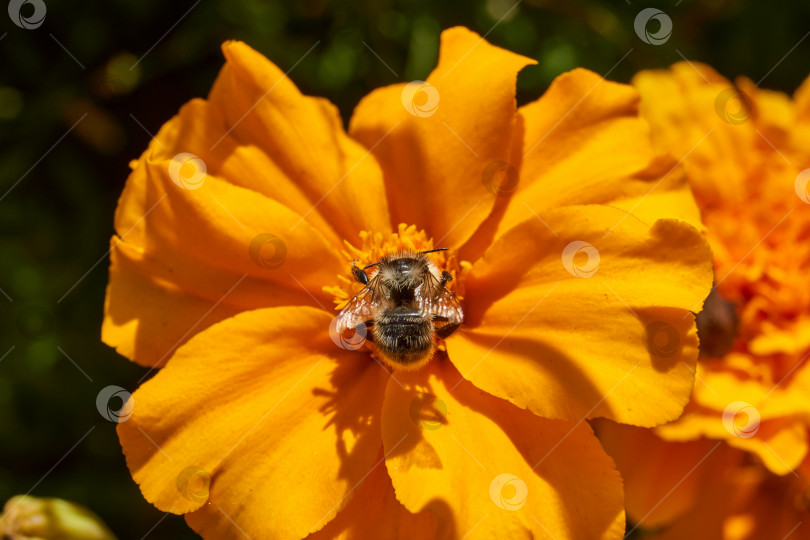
[335,250,463,370]
[372,306,436,366]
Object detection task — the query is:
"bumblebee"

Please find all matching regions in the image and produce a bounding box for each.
[334,249,463,370]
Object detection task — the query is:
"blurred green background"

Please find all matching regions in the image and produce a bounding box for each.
[1,0,809,538]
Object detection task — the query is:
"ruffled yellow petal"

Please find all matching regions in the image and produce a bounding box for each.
[349,27,535,249]
[657,410,808,477]
[632,62,757,205]
[600,421,810,540]
[596,421,731,530]
[103,154,342,367]
[597,422,738,538]
[307,455,437,539]
[208,41,391,242]
[117,307,387,539]
[656,365,810,476]
[464,68,703,258]
[381,358,625,540]
[748,317,810,356]
[447,205,713,426]
[693,362,810,420]
[103,240,239,367]
[735,77,794,149]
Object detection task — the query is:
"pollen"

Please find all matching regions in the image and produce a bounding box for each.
[323,224,470,310]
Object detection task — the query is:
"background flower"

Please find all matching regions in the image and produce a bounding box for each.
[597,63,810,539]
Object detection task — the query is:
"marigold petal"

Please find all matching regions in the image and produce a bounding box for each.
[117,307,387,539]
[349,27,535,249]
[103,155,342,366]
[596,421,736,533]
[446,205,713,426]
[735,77,794,148]
[693,365,810,420]
[306,455,437,539]
[205,41,391,241]
[103,240,236,367]
[658,368,810,475]
[381,359,625,540]
[632,62,757,205]
[599,422,810,540]
[464,68,702,257]
[142,98,368,248]
[748,317,810,356]
[660,411,808,477]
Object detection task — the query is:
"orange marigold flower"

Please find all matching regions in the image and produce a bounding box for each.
[598,63,810,539]
[102,29,713,539]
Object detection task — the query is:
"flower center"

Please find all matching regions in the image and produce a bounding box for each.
[324,224,469,370]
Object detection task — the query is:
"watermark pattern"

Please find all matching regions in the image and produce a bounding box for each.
[176,466,211,503]
[168,152,207,190]
[794,169,810,204]
[401,80,440,118]
[408,393,447,431]
[561,241,600,278]
[96,385,134,423]
[8,0,46,29]
[722,401,760,438]
[248,233,287,269]
[328,316,367,350]
[481,160,519,197]
[634,8,672,45]
[643,321,681,359]
[489,473,528,511]
[15,305,54,341]
[714,87,752,125]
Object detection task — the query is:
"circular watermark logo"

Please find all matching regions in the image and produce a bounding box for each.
[177,466,211,503]
[248,233,286,269]
[634,8,672,45]
[562,241,600,278]
[722,401,760,438]
[401,81,440,118]
[408,393,447,431]
[643,321,681,358]
[168,153,207,190]
[482,161,519,197]
[8,0,46,29]
[328,316,368,350]
[96,385,134,423]
[794,169,810,204]
[714,87,752,125]
[15,305,54,341]
[489,473,528,511]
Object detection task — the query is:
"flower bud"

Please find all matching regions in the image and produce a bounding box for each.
[0,495,117,539]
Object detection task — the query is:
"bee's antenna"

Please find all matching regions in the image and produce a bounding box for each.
[363,261,380,270]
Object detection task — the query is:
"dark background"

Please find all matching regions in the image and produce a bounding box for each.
[1,0,809,538]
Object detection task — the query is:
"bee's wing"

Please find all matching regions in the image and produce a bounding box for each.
[419,273,464,326]
[335,275,382,333]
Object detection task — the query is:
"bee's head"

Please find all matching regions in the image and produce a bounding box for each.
[377,255,427,291]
